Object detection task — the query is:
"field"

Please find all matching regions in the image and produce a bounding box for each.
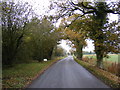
[83,54,120,76]
[84,54,119,63]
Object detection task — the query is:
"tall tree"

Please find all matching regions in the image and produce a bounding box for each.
[2,1,33,65]
[64,28,86,60]
[25,17,61,62]
[59,15,87,60]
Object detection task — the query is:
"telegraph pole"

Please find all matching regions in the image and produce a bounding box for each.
[118,1,120,26]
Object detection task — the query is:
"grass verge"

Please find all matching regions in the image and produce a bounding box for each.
[2,57,65,88]
[74,57,120,88]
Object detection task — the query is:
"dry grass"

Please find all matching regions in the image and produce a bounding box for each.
[82,57,120,76]
[105,62,120,76]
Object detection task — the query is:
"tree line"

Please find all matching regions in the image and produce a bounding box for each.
[1,1,64,66]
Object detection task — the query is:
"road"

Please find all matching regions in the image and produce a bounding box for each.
[28,56,109,88]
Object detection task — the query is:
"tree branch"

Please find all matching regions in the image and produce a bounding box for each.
[105,10,120,14]
[65,10,95,28]
[66,14,85,28]
[81,2,96,11]
[68,0,85,13]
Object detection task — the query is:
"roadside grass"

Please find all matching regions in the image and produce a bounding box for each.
[2,57,64,88]
[74,57,120,88]
[83,54,120,76]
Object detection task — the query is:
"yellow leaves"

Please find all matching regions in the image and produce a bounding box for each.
[65,28,77,39]
[83,2,89,7]
[24,36,31,42]
[63,27,87,47]
[109,34,118,40]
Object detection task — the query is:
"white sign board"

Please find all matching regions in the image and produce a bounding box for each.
[44,59,47,61]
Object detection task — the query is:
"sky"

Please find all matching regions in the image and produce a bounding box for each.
[16,0,118,52]
[58,40,72,53]
[59,39,94,52]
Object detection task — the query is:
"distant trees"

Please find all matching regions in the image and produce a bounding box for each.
[83,51,95,55]
[53,46,66,57]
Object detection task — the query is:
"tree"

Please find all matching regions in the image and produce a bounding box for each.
[87,16,120,68]
[2,1,33,65]
[50,0,120,68]
[59,15,88,60]
[53,45,66,57]
[25,17,61,62]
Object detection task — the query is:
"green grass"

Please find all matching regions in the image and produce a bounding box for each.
[104,54,119,63]
[2,57,64,88]
[84,54,119,63]
[74,57,120,88]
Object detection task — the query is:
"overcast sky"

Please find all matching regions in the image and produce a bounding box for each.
[16,0,118,52]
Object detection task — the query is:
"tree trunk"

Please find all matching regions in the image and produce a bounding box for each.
[48,46,54,60]
[96,53,103,68]
[75,39,83,60]
[95,43,104,69]
[76,46,83,60]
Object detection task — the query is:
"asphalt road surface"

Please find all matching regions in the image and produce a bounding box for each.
[28,56,109,88]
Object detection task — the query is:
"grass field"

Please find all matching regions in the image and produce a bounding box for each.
[84,54,119,63]
[83,54,120,76]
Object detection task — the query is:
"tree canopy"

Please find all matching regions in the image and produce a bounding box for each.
[50,0,120,68]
